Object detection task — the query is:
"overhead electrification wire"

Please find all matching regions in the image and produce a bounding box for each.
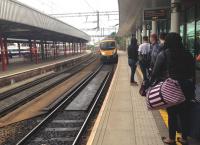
[83,0,96,12]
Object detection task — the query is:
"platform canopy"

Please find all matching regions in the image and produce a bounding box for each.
[0,0,90,42]
[118,0,170,36]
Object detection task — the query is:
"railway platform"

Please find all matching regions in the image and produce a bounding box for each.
[87,51,168,145]
[0,52,91,88]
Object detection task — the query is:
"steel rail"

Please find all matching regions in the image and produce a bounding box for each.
[16,64,103,145]
[0,55,94,100]
[0,57,97,117]
[72,66,114,145]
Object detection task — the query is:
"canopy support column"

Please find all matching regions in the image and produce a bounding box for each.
[0,35,7,71]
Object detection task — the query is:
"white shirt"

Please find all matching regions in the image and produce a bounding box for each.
[138,42,151,55]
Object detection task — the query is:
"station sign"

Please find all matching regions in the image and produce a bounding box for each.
[144,8,168,21]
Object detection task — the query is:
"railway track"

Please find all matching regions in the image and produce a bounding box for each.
[0,55,97,117]
[16,64,114,145]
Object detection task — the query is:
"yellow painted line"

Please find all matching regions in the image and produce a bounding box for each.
[136,67,143,80]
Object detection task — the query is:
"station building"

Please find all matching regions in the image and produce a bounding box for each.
[118,0,200,89]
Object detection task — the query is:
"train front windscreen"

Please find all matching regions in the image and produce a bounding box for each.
[100,41,116,50]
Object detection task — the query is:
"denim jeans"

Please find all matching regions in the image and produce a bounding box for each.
[128,58,137,82]
[139,61,149,82]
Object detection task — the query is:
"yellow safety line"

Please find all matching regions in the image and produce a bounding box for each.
[159,110,181,145]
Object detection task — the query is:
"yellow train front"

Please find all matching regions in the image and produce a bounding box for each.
[99,40,118,63]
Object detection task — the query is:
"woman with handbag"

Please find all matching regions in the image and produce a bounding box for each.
[149,33,195,145]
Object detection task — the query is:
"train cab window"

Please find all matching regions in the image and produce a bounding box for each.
[100,41,116,50]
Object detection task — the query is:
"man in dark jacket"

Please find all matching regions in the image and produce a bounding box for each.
[128,37,138,84]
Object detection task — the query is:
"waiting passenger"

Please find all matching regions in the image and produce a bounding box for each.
[138,36,151,82]
[150,33,195,145]
[150,34,161,69]
[128,37,138,84]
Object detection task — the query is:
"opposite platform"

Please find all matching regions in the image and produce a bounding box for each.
[87,51,166,145]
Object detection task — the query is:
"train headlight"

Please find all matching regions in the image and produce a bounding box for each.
[101,51,106,55]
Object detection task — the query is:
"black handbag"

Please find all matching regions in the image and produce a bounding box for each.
[139,81,147,96]
[139,80,152,96]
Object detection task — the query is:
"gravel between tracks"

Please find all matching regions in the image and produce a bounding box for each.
[0,59,100,145]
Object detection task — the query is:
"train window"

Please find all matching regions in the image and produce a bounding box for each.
[100,41,116,50]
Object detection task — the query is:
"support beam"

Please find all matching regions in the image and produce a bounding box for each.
[73,43,75,54]
[4,38,9,65]
[33,40,38,64]
[80,43,82,53]
[41,40,45,60]
[0,35,7,71]
[18,43,21,57]
[152,20,157,34]
[142,23,147,37]
[170,0,181,33]
[29,39,33,62]
[45,43,48,60]
[53,42,56,59]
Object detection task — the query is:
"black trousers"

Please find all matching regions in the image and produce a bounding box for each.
[128,58,137,82]
[167,102,190,140]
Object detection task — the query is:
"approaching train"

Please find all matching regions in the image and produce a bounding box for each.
[99,39,118,63]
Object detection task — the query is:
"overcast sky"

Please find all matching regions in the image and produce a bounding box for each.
[17,0,119,43]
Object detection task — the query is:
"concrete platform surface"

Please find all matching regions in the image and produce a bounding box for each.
[87,51,165,145]
[0,53,88,79]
